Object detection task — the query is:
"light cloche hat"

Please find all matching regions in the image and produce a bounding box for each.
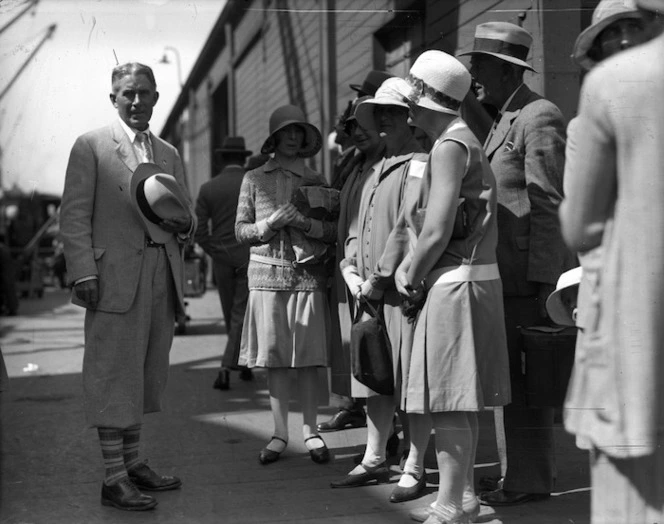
[355,77,411,131]
[458,21,536,72]
[261,105,322,158]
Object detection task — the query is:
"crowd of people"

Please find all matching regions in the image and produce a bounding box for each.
[57,0,664,522]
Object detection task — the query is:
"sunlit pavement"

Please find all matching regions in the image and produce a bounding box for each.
[0,287,590,523]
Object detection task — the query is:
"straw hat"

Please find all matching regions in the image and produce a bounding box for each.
[349,70,394,97]
[458,21,536,72]
[637,0,664,12]
[260,105,322,158]
[546,267,583,326]
[405,50,471,115]
[131,163,194,243]
[355,77,411,131]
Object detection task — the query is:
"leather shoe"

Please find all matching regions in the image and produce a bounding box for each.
[478,474,503,492]
[101,478,157,511]
[479,488,550,506]
[305,435,330,464]
[213,369,230,390]
[409,496,480,522]
[389,472,426,503]
[239,367,253,381]
[317,408,366,432]
[330,462,390,488]
[259,436,287,465]
[128,462,181,491]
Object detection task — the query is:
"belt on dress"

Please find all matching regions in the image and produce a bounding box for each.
[250,253,297,268]
[425,263,500,287]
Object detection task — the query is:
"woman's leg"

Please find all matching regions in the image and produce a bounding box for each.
[400,412,432,486]
[297,367,321,444]
[266,367,290,451]
[344,395,394,473]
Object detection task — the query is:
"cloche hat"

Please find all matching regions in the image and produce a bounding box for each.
[546,267,583,327]
[458,21,537,72]
[404,50,471,115]
[349,70,394,97]
[636,0,664,12]
[355,77,411,131]
[260,105,322,158]
[131,163,194,243]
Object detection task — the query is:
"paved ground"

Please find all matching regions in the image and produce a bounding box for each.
[0,286,591,523]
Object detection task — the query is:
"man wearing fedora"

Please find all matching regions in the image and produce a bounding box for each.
[60,62,195,511]
[195,136,253,390]
[459,22,568,506]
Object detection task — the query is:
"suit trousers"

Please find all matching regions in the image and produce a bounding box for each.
[501,295,556,494]
[83,246,175,428]
[212,258,248,369]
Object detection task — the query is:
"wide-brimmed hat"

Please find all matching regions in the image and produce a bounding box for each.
[403,50,471,115]
[573,0,642,70]
[349,70,394,97]
[458,21,537,72]
[131,163,194,243]
[546,267,583,326]
[216,136,252,157]
[260,105,322,158]
[637,0,664,12]
[355,77,411,131]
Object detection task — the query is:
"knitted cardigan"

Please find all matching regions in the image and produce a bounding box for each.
[235,158,337,291]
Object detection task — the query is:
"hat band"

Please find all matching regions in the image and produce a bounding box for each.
[136,180,163,225]
[473,37,530,61]
[406,74,462,110]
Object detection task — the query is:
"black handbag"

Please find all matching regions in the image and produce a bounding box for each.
[350,299,394,395]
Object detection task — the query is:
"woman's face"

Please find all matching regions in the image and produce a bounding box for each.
[596,17,647,61]
[347,119,381,154]
[274,124,305,158]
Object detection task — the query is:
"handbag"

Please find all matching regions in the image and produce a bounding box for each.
[350,299,394,395]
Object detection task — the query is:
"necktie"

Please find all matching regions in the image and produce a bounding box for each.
[136,132,153,163]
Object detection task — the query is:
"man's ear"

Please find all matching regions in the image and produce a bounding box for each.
[109,93,117,106]
[153,91,160,105]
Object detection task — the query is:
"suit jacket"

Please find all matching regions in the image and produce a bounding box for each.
[194,164,250,267]
[485,84,567,295]
[60,120,192,314]
[561,34,664,458]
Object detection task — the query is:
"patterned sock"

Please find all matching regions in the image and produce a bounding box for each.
[98,427,127,486]
[123,424,142,472]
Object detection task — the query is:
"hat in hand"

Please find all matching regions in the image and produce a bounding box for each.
[349,70,395,97]
[216,136,253,157]
[546,267,583,327]
[261,105,322,158]
[458,21,536,72]
[131,163,194,243]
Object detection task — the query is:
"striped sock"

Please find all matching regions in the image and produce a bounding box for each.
[123,424,142,472]
[98,427,127,486]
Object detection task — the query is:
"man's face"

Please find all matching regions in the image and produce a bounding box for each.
[110,73,159,131]
[469,55,506,108]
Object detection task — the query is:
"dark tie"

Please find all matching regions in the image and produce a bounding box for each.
[136,132,153,163]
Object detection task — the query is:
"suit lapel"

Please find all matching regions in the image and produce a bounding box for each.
[112,120,139,173]
[484,85,533,159]
[151,137,171,173]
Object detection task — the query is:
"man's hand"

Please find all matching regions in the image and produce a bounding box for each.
[74,279,99,309]
[537,283,556,319]
[160,215,191,234]
[267,203,298,230]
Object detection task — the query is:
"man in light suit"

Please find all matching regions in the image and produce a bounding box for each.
[195,136,252,391]
[459,22,568,505]
[60,62,194,512]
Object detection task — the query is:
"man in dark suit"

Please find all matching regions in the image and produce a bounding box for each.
[60,62,194,511]
[460,22,568,505]
[194,136,253,390]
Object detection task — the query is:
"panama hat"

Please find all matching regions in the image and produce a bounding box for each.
[131,163,194,244]
[216,136,252,157]
[403,50,471,115]
[636,0,664,12]
[546,267,583,326]
[349,70,395,97]
[354,77,411,131]
[260,105,322,158]
[458,21,537,72]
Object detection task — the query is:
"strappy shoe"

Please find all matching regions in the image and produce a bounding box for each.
[304,435,330,464]
[330,462,390,488]
[258,436,287,465]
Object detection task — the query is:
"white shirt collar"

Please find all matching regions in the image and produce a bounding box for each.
[497,83,525,115]
[118,117,151,143]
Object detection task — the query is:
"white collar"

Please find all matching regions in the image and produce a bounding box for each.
[118,117,151,142]
[497,83,525,116]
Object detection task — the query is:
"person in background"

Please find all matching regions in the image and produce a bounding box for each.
[195,136,254,390]
[59,62,194,511]
[560,1,664,522]
[394,50,510,524]
[235,105,336,466]
[330,78,427,500]
[459,22,569,506]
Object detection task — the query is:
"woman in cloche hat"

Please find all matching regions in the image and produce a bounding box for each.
[393,50,511,524]
[235,105,335,466]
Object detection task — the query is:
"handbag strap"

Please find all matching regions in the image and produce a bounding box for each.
[353,297,384,323]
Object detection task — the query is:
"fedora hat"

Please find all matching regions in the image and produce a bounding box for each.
[260,105,322,158]
[458,21,537,72]
[355,77,411,131]
[573,0,642,70]
[131,163,194,243]
[216,136,252,157]
[404,50,471,115]
[546,267,583,327]
[349,70,395,97]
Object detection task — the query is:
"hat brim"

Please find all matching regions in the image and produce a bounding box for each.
[458,50,537,72]
[260,121,322,158]
[131,163,194,243]
[545,267,583,326]
[572,11,641,70]
[355,98,409,131]
[217,148,253,157]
